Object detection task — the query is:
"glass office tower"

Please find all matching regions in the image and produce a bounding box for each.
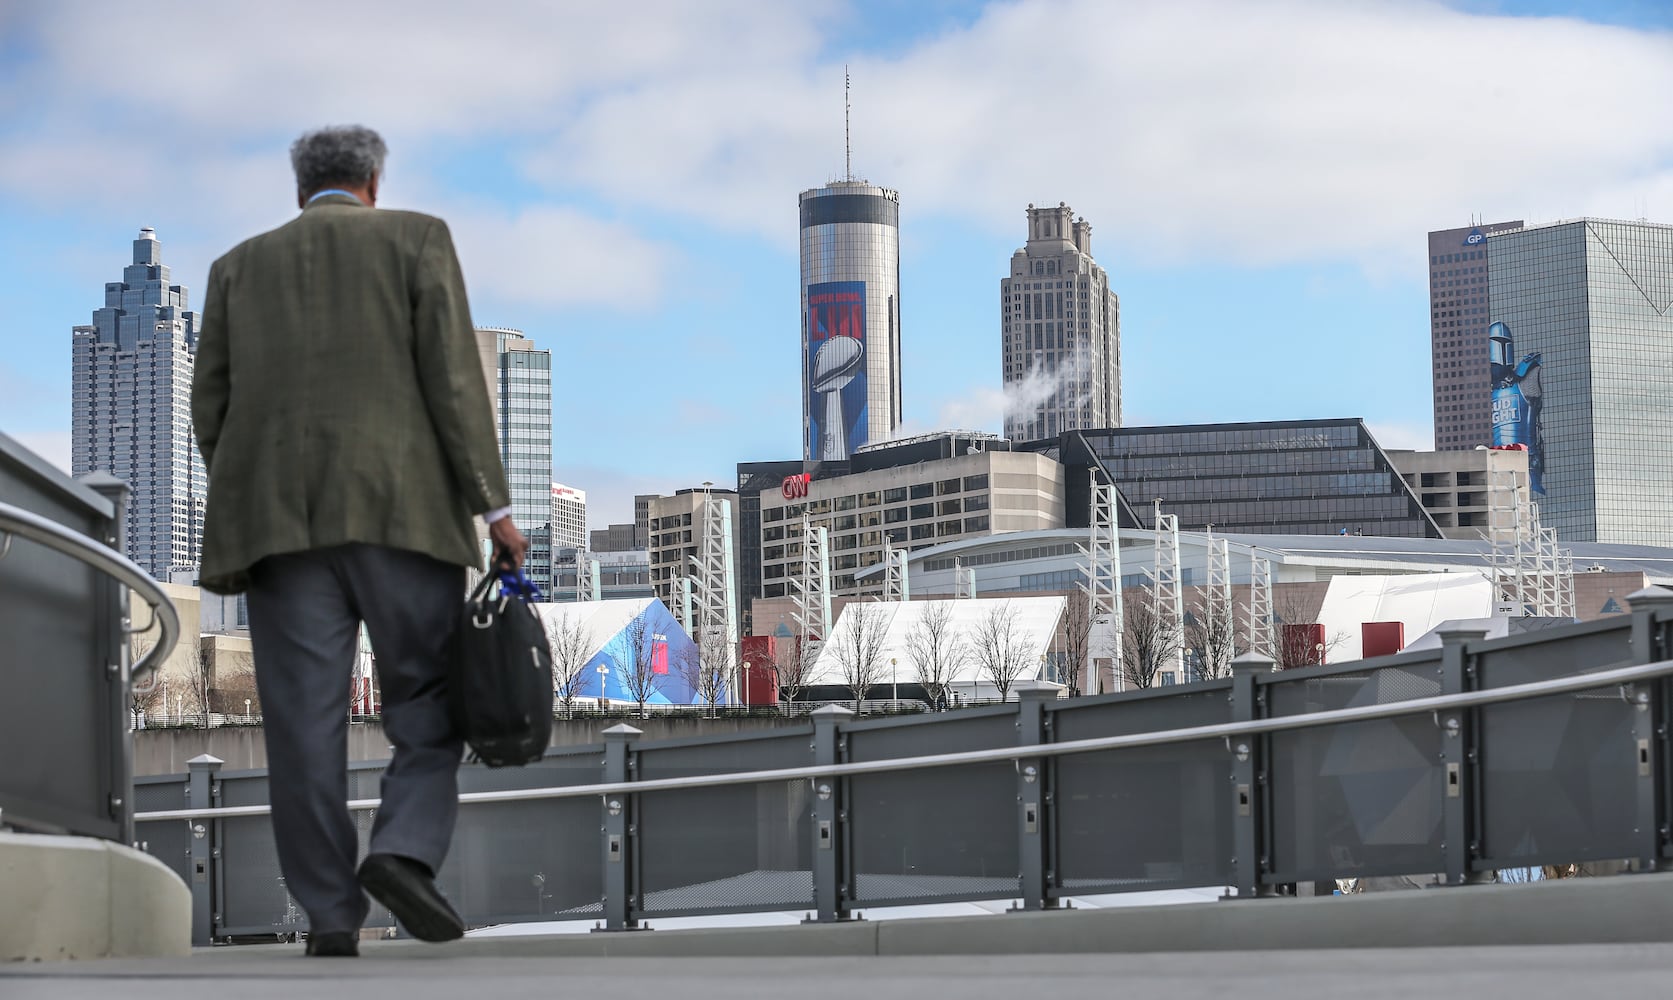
[1486,218,1673,546]
[72,228,205,578]
[799,181,902,462]
[486,327,554,588]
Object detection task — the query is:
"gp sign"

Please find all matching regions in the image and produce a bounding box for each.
[782,474,811,500]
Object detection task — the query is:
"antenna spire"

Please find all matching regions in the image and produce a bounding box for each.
[844,66,852,182]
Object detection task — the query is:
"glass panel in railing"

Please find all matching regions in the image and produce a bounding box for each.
[1475,623,1640,872]
[1050,686,1233,895]
[1265,662,1445,885]
[845,710,1018,906]
[634,732,815,917]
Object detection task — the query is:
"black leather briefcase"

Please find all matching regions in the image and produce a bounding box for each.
[447,570,553,767]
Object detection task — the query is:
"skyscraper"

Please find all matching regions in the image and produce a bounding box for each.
[799,180,902,462]
[72,227,204,578]
[484,327,554,588]
[1485,217,1673,546]
[1428,220,1522,449]
[1001,203,1121,441]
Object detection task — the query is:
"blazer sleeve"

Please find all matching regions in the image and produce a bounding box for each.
[192,258,230,472]
[412,218,512,514]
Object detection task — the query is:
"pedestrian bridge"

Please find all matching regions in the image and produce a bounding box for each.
[6,430,1673,986]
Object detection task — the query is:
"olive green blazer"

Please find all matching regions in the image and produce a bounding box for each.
[191,195,509,594]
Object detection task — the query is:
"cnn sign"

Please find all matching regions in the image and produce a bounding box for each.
[782,474,811,500]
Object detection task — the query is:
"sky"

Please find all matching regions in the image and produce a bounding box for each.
[1,0,1670,529]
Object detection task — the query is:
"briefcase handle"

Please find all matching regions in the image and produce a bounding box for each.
[466,568,543,610]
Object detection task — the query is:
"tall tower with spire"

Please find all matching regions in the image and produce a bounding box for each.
[72,227,205,579]
[1001,203,1121,441]
[797,72,902,463]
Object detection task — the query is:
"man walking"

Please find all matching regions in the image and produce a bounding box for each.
[192,126,525,956]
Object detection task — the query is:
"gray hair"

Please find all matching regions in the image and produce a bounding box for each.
[289,126,388,196]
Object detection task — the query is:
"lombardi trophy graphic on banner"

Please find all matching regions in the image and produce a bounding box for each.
[1489,321,1545,494]
[813,336,864,460]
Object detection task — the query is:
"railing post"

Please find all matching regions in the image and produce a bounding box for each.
[807,704,853,923]
[1626,588,1673,871]
[83,474,134,846]
[1228,652,1272,898]
[185,753,222,946]
[598,724,641,931]
[1436,624,1489,886]
[1012,682,1057,911]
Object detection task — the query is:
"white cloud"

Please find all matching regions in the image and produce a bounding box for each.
[6,0,1670,279]
[438,201,675,310]
[530,0,1673,269]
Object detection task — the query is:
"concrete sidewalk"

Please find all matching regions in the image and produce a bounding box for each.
[8,948,1673,1000]
[7,872,1673,998]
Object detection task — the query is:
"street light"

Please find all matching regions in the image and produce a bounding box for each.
[596,663,610,713]
[741,660,751,712]
[891,657,898,712]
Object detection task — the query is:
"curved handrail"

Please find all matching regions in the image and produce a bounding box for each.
[133,654,1673,823]
[0,500,180,683]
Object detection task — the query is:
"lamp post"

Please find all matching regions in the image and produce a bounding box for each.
[741,660,751,712]
[245,698,252,721]
[596,664,610,713]
[891,657,898,712]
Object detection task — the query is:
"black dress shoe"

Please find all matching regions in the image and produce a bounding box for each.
[357,853,465,942]
[304,931,359,957]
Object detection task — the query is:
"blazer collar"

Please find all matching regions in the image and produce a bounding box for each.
[303,193,366,212]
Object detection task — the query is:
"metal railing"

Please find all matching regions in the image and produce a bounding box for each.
[133,597,1673,945]
[1,431,177,843]
[134,656,1673,821]
[0,501,180,682]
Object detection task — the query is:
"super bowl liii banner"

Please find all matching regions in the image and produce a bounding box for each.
[807,281,868,461]
[1488,321,1545,494]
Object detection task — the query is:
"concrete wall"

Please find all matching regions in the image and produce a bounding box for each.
[131,713,794,776]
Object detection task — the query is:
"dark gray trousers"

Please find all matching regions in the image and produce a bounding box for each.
[245,543,464,934]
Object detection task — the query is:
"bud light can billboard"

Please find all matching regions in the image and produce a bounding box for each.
[807,281,867,461]
[1488,321,1545,494]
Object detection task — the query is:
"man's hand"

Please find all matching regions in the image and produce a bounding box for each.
[488,517,528,572]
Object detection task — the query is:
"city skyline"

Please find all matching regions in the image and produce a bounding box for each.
[4,0,1672,530]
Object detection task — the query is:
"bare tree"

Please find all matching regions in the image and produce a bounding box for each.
[544,613,596,718]
[614,617,665,717]
[904,602,965,707]
[770,636,812,712]
[675,628,729,717]
[829,602,889,711]
[130,636,212,726]
[1121,590,1181,690]
[1183,597,1242,682]
[1059,589,1094,696]
[969,602,1037,703]
[129,639,164,728]
[1266,588,1349,670]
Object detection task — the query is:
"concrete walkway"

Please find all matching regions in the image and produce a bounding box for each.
[7,872,1673,997]
[9,948,1673,1000]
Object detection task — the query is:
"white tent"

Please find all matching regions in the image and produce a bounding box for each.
[1315,572,1496,663]
[807,596,1067,702]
